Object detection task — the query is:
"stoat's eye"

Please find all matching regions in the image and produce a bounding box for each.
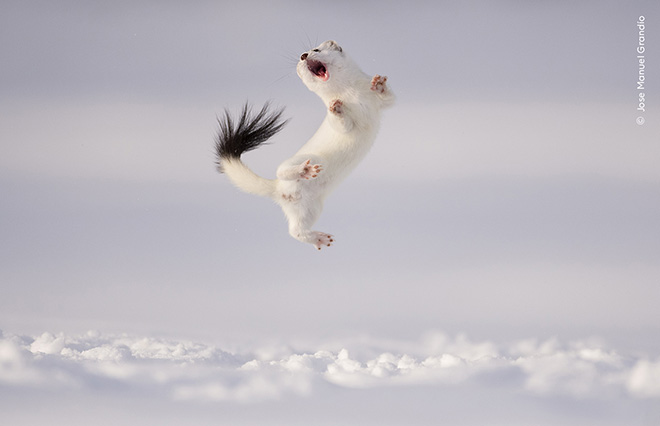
[312,49,320,52]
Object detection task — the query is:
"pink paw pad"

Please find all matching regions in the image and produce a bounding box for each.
[313,232,334,250]
[371,75,388,94]
[299,159,323,180]
[329,99,343,115]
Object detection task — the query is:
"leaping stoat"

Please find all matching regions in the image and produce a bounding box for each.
[215,40,394,250]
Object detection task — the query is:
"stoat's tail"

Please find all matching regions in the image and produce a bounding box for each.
[215,102,287,198]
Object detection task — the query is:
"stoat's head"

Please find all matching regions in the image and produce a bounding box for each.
[297,40,354,96]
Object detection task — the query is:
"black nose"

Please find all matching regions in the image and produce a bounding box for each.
[300,52,308,61]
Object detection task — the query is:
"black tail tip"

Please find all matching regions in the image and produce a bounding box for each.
[214,102,288,167]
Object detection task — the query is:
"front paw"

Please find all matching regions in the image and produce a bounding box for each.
[329,99,343,115]
[299,159,323,180]
[371,74,388,94]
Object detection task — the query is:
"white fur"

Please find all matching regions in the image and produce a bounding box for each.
[222,40,394,250]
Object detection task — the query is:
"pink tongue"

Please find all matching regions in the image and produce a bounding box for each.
[320,70,329,81]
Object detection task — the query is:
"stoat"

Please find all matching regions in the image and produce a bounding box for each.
[215,40,394,250]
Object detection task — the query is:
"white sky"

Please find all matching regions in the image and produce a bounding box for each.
[1,0,659,424]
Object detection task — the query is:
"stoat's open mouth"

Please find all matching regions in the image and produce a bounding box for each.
[307,59,328,81]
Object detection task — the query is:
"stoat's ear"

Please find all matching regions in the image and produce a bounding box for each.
[326,40,343,53]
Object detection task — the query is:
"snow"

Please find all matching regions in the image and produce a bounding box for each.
[2,329,659,404]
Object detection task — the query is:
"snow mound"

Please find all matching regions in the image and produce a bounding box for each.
[1,330,658,402]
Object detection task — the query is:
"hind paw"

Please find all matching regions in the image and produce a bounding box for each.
[312,232,334,250]
[299,159,322,180]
